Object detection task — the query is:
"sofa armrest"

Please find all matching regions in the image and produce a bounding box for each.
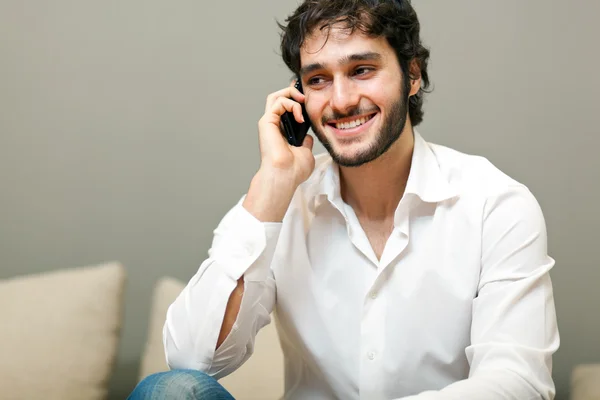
[571,364,600,400]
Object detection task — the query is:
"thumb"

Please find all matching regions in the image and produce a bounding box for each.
[302,134,314,151]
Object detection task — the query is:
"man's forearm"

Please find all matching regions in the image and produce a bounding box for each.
[164,201,279,375]
[212,168,294,346]
[397,369,553,400]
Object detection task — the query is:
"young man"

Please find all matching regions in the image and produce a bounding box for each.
[130,0,559,399]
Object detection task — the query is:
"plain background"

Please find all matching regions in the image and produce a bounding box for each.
[1,1,598,399]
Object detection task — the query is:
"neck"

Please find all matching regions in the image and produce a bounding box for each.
[339,127,415,220]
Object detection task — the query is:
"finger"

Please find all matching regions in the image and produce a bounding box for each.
[271,97,305,123]
[293,101,306,124]
[265,87,305,113]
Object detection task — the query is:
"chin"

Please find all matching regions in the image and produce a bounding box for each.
[314,116,398,167]
[323,126,402,168]
[328,139,382,168]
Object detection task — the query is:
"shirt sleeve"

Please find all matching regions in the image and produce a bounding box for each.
[399,185,560,400]
[162,196,281,379]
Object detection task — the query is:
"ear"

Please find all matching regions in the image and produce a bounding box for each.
[408,59,422,97]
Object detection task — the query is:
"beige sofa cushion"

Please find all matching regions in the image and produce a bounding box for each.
[140,276,284,400]
[571,364,600,400]
[138,277,184,380]
[0,262,126,400]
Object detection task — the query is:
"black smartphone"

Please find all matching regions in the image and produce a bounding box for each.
[281,79,311,147]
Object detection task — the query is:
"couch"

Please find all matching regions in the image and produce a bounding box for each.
[0,261,597,400]
[0,262,283,400]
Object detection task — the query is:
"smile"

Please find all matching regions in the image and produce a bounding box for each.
[326,112,378,138]
[331,114,376,130]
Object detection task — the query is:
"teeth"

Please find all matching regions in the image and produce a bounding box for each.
[336,116,370,130]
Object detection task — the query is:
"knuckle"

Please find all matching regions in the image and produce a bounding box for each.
[275,98,289,111]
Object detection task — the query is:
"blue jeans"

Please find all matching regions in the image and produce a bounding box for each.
[128,369,235,400]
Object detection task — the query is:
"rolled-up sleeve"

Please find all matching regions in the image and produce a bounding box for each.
[399,185,560,399]
[163,197,281,379]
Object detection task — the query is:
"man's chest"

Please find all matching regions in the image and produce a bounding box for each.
[354,216,394,261]
[274,200,483,302]
[271,201,482,388]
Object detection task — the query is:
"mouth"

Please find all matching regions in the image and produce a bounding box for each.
[326,113,378,138]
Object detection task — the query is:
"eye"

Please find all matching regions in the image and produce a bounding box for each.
[307,76,326,86]
[354,66,374,76]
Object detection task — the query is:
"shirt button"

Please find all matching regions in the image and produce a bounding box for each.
[370,292,377,299]
[367,351,375,360]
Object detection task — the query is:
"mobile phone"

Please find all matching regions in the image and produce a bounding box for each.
[281,79,311,147]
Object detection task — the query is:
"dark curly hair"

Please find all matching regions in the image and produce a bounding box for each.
[278,0,431,126]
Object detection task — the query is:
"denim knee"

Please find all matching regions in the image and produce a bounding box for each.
[128,369,234,400]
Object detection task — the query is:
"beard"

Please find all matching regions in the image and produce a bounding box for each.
[310,82,410,168]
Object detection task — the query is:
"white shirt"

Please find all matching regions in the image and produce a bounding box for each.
[164,131,560,399]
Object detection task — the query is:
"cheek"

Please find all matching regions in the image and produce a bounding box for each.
[357,79,398,108]
[375,85,403,108]
[305,96,326,124]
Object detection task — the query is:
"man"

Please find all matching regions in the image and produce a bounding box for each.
[130,0,559,398]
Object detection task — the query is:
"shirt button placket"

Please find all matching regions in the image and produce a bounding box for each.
[360,285,383,399]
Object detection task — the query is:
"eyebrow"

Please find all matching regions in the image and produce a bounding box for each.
[299,52,382,77]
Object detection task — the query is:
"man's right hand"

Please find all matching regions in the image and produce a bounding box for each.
[242,81,316,222]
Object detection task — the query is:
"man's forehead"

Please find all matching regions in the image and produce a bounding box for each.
[300,27,387,67]
[302,25,369,52]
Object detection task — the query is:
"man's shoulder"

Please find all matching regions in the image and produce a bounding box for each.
[428,141,528,199]
[300,142,533,201]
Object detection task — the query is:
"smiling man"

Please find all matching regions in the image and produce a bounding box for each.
[129,1,559,399]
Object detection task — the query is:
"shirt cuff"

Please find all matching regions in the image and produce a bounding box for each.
[212,204,282,282]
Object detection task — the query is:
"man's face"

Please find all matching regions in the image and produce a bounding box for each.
[299,26,412,167]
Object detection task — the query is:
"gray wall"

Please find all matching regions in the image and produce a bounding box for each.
[0,1,598,399]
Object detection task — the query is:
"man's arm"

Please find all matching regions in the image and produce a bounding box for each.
[400,185,560,399]
[213,168,300,350]
[163,81,316,379]
[162,198,280,379]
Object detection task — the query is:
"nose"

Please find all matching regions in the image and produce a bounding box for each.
[329,77,359,115]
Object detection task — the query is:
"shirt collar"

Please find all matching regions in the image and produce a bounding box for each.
[404,130,458,203]
[305,130,458,213]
